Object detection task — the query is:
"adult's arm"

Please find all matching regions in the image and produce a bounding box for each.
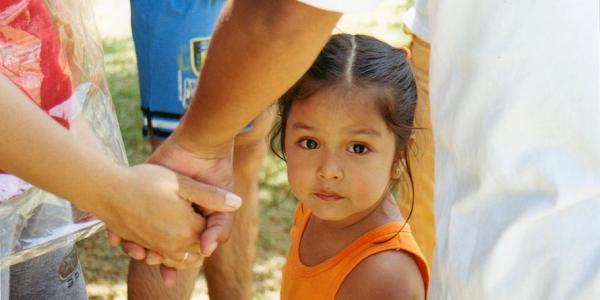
[171,0,342,153]
[0,73,240,268]
[146,0,343,257]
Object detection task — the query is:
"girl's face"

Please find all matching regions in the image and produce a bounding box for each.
[284,88,399,225]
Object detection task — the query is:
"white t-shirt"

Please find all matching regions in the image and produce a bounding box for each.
[424,0,600,299]
[403,0,430,42]
[296,0,379,13]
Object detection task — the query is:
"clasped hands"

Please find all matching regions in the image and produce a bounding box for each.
[103,136,238,286]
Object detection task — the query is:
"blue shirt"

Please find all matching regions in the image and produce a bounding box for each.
[131,0,225,137]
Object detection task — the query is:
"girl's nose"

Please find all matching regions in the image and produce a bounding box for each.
[317,153,343,181]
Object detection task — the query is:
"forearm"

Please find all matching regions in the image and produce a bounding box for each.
[173,0,341,152]
[0,74,121,217]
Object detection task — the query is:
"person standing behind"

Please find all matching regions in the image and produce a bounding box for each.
[399,1,436,266]
[416,0,600,299]
[129,1,274,299]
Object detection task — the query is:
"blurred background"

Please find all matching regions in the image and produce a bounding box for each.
[78,1,414,299]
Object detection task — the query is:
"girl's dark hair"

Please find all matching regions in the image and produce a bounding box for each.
[270,33,418,221]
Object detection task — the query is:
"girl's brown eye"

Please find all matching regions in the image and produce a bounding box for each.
[348,144,368,154]
[300,139,319,149]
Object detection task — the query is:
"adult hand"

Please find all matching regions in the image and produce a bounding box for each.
[109,136,239,284]
[102,163,241,271]
[149,135,238,255]
[0,71,238,274]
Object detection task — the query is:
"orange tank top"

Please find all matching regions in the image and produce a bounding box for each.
[281,204,430,300]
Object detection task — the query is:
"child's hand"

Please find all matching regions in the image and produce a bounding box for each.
[107,230,203,287]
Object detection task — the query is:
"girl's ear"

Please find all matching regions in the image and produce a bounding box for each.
[392,159,404,180]
[399,46,412,60]
[392,136,415,180]
[407,134,416,150]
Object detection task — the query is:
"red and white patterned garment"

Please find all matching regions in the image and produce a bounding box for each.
[0,0,73,201]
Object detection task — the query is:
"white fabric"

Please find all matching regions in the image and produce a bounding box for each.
[296,0,380,13]
[425,0,600,299]
[402,0,430,42]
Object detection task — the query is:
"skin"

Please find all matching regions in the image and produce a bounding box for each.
[285,88,399,226]
[284,88,425,299]
[0,73,241,270]
[128,109,274,300]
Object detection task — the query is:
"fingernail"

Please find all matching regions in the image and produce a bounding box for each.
[204,242,218,257]
[225,193,242,208]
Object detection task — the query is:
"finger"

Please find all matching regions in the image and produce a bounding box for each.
[160,251,203,270]
[161,257,180,269]
[106,229,121,247]
[122,241,147,260]
[145,251,164,266]
[184,253,203,266]
[160,265,177,287]
[188,256,205,270]
[177,175,242,212]
[199,212,235,257]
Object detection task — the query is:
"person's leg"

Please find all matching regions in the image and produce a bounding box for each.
[128,258,197,300]
[399,34,436,266]
[0,206,15,299]
[127,128,201,299]
[10,246,87,300]
[203,108,274,300]
[128,109,274,299]
[9,195,88,299]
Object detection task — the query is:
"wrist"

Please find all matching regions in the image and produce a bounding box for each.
[73,163,129,225]
[169,129,235,159]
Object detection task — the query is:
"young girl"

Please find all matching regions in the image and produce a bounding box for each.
[273,34,429,299]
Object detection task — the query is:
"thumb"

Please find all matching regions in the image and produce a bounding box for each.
[160,265,178,287]
[176,175,242,212]
[200,212,234,257]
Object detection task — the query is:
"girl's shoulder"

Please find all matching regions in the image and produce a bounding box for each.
[335,249,426,300]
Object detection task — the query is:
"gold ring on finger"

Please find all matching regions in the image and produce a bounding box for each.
[180,252,190,264]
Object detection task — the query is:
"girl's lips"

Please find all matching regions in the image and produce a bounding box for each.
[314,192,343,201]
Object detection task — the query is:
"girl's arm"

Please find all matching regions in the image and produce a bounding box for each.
[336,250,426,300]
[0,73,239,268]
